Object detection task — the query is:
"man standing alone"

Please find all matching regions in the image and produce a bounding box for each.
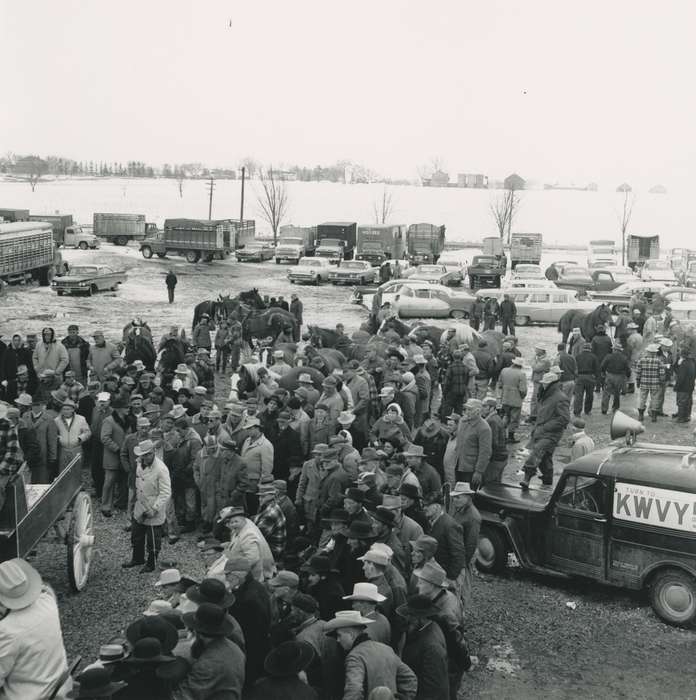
[165,269,177,304]
[499,293,517,336]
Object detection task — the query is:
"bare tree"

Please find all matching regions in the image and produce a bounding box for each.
[256,167,289,244]
[174,166,186,198]
[240,157,260,179]
[490,186,521,244]
[417,155,446,182]
[372,186,395,224]
[618,190,635,266]
[14,155,47,192]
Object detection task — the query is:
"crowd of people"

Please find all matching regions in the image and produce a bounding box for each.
[0,283,693,699]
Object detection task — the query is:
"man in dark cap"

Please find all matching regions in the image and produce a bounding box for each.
[61,324,90,384]
[574,342,600,416]
[302,554,346,622]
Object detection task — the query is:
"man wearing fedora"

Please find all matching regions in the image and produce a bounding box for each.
[55,394,91,475]
[100,395,129,517]
[399,594,450,700]
[412,415,448,482]
[19,393,57,484]
[240,417,273,515]
[123,439,172,573]
[302,554,347,622]
[0,558,69,699]
[455,399,492,485]
[402,444,441,503]
[325,610,417,700]
[68,666,127,699]
[245,640,317,700]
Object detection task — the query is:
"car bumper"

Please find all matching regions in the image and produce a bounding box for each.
[288,275,318,283]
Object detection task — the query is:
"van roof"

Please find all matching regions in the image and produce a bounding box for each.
[571,443,696,491]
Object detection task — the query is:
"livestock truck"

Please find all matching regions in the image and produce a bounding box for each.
[355,225,406,266]
[406,223,446,264]
[0,208,30,222]
[28,214,99,249]
[315,221,357,263]
[274,225,317,264]
[627,234,659,271]
[93,213,157,246]
[510,232,543,269]
[140,219,237,263]
[0,222,64,288]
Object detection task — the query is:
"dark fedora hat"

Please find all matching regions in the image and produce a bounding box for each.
[343,487,365,503]
[345,519,377,540]
[263,640,315,677]
[396,594,441,620]
[185,578,236,608]
[183,603,236,638]
[67,668,127,698]
[126,615,178,653]
[398,483,420,501]
[371,506,396,528]
[123,637,175,665]
[300,554,333,575]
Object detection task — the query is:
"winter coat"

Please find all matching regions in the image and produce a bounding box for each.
[32,341,69,376]
[100,413,128,470]
[21,410,58,476]
[317,465,351,519]
[343,635,417,700]
[240,434,274,488]
[61,335,90,380]
[456,416,492,476]
[192,321,214,349]
[498,366,527,407]
[272,426,303,482]
[193,448,228,523]
[401,620,450,700]
[55,414,90,471]
[225,519,275,582]
[531,381,570,443]
[486,411,508,462]
[308,414,333,450]
[674,356,696,392]
[171,428,203,489]
[428,511,467,580]
[87,343,121,381]
[412,427,448,479]
[133,456,171,526]
[370,413,412,443]
[591,333,613,367]
[245,676,316,700]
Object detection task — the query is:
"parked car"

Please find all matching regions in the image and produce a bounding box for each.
[349,278,414,308]
[546,260,580,278]
[236,242,275,262]
[554,266,594,295]
[411,263,463,286]
[656,287,696,321]
[393,282,476,319]
[510,263,544,280]
[505,278,557,289]
[287,257,333,285]
[641,259,678,285]
[475,287,595,325]
[475,425,696,626]
[51,265,126,296]
[588,280,668,312]
[328,260,379,285]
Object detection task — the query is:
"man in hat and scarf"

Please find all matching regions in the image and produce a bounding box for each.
[32,327,69,377]
[55,396,91,475]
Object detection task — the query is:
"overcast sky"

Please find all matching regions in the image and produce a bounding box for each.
[2,1,695,185]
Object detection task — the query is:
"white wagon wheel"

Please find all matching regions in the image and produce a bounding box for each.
[67,492,95,592]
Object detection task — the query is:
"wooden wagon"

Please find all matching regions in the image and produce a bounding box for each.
[0,455,95,591]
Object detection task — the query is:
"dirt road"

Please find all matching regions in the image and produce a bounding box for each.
[5,245,696,698]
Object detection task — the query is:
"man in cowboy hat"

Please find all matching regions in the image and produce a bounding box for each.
[0,558,69,699]
[245,640,317,700]
[55,394,91,474]
[398,594,449,700]
[402,443,441,503]
[497,357,527,443]
[573,342,599,417]
[343,582,390,645]
[316,453,352,525]
[325,610,417,700]
[412,414,448,480]
[175,603,245,698]
[122,439,172,573]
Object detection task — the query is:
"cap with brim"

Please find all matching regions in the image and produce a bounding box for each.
[245,417,261,428]
[264,640,315,677]
[342,582,386,603]
[415,561,448,587]
[447,412,461,422]
[511,357,524,367]
[268,570,300,588]
[185,578,236,608]
[396,594,441,620]
[357,549,389,566]
[219,506,245,521]
[312,443,329,455]
[67,668,127,699]
[646,344,660,352]
[410,535,438,556]
[291,593,319,614]
[0,559,42,610]
[324,610,374,633]
[98,643,130,664]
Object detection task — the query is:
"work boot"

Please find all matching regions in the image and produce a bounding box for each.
[139,553,156,574]
[638,409,645,421]
[121,558,145,569]
[650,411,658,423]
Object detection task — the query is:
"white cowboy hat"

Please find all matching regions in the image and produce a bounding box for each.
[324,610,374,632]
[0,559,42,610]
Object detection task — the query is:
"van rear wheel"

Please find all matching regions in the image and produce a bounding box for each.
[114,236,128,246]
[649,568,696,626]
[476,526,508,573]
[78,241,88,250]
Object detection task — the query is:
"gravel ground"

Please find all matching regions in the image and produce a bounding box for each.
[5,244,696,698]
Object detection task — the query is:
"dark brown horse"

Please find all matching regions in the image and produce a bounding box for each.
[558,303,612,343]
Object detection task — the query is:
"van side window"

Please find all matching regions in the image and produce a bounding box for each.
[552,293,567,303]
[557,475,606,514]
[514,293,528,302]
[529,293,550,303]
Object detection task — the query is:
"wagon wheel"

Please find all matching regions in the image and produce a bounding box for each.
[67,492,95,592]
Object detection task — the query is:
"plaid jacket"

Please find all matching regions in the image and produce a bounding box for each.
[364,371,380,421]
[443,360,470,397]
[635,355,666,389]
[253,501,286,559]
[0,420,23,477]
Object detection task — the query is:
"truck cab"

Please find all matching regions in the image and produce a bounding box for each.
[315,238,347,264]
[475,427,696,626]
[63,226,100,250]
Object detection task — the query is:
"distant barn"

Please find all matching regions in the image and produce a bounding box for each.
[503,173,525,190]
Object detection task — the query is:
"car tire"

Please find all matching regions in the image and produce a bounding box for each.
[476,526,508,573]
[185,250,200,264]
[115,236,128,246]
[450,309,469,319]
[87,285,97,297]
[516,316,530,326]
[156,252,166,258]
[649,568,696,626]
[141,246,153,259]
[57,290,64,296]
[78,241,88,250]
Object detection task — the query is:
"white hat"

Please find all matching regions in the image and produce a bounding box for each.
[154,568,181,587]
[0,559,42,610]
[342,582,386,603]
[357,549,389,567]
[451,482,475,497]
[324,610,374,632]
[97,392,111,402]
[143,599,173,616]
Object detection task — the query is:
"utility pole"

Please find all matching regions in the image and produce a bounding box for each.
[239,166,246,226]
[206,177,215,220]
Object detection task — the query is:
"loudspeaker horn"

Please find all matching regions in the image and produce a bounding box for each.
[610,410,645,442]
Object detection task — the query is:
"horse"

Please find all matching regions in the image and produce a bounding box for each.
[438,324,481,350]
[307,325,341,348]
[122,320,157,370]
[242,308,298,342]
[238,288,266,310]
[302,346,346,374]
[558,303,613,344]
[192,300,223,334]
[158,336,187,375]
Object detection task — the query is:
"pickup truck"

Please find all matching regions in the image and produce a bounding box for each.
[466,255,505,289]
[411,263,462,287]
[474,423,696,626]
[51,265,126,296]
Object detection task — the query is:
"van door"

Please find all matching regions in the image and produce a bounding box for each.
[547,473,610,580]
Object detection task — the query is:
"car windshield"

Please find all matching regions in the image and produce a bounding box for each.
[70,266,99,275]
[341,262,367,270]
[245,244,265,250]
[648,260,671,269]
[515,265,541,274]
[298,259,322,267]
[563,267,590,277]
[417,265,444,273]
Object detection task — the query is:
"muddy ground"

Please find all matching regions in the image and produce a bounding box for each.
[3,245,696,698]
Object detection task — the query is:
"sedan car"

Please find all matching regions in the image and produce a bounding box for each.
[554,266,594,295]
[588,280,667,311]
[51,265,126,296]
[393,283,476,319]
[640,259,678,285]
[328,260,379,285]
[511,263,544,280]
[287,257,333,285]
[235,242,275,262]
[411,263,463,286]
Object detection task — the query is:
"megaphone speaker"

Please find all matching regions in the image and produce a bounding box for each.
[610,410,645,441]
